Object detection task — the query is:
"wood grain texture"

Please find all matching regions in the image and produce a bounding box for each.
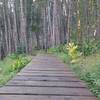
[0,54,97,100]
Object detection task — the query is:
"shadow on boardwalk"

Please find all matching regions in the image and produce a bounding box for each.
[0,54,97,100]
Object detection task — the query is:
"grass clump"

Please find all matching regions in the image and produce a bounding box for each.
[0,54,31,86]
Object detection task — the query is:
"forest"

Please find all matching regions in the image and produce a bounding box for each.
[0,0,100,59]
[0,0,100,99]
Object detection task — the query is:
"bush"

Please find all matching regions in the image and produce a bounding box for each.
[48,47,57,53]
[66,42,81,63]
[10,56,30,72]
[0,54,31,86]
[82,40,98,56]
[48,44,67,54]
[56,44,65,53]
[58,52,70,63]
[8,53,19,59]
[70,51,100,98]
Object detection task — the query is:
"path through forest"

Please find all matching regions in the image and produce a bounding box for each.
[0,54,97,100]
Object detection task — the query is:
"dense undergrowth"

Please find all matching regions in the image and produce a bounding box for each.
[48,43,100,99]
[0,54,32,86]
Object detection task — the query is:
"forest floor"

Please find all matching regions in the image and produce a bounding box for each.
[48,49,100,99]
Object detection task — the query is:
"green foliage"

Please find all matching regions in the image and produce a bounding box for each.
[66,43,82,63]
[0,54,31,86]
[78,70,100,98]
[48,44,67,54]
[17,44,26,54]
[67,43,78,59]
[32,24,40,32]
[58,52,70,63]
[10,57,29,72]
[82,40,99,56]
[47,44,70,63]
[8,53,19,59]
[56,45,63,52]
[48,47,58,54]
[48,43,82,63]
[70,52,100,99]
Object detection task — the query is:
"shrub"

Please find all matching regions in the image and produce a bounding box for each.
[82,39,99,56]
[10,57,29,72]
[8,53,19,59]
[48,47,57,53]
[56,44,65,53]
[66,42,81,62]
[48,44,67,54]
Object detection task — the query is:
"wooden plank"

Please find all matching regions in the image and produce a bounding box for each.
[0,86,93,96]
[30,61,67,65]
[21,70,74,74]
[22,68,71,71]
[22,63,70,70]
[22,66,70,69]
[7,81,87,88]
[12,76,81,82]
[25,67,68,70]
[0,95,97,100]
[17,73,77,77]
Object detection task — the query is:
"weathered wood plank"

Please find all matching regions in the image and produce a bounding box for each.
[0,95,97,100]
[6,81,87,88]
[0,86,93,96]
[22,68,71,71]
[12,76,81,82]
[17,73,77,77]
[21,70,74,74]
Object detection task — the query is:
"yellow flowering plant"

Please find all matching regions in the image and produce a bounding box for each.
[67,42,81,63]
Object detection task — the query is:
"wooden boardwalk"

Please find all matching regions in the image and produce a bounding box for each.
[0,54,97,100]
